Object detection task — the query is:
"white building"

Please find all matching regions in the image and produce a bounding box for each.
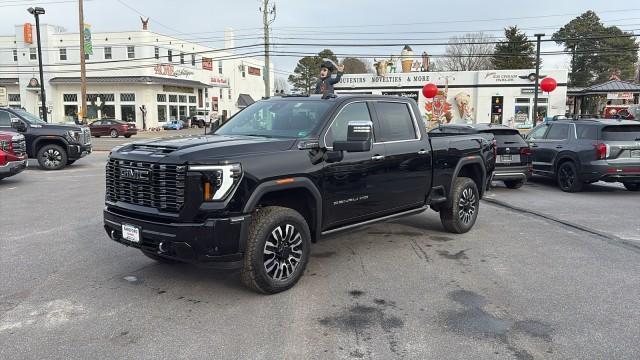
[0,23,272,128]
[335,69,568,129]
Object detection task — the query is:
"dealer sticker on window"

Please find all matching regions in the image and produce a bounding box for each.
[122,224,141,243]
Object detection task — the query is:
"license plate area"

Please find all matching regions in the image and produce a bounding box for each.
[499,154,520,163]
[122,224,141,243]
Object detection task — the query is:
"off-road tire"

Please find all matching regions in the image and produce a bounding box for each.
[141,250,181,264]
[110,129,119,138]
[440,177,479,234]
[504,179,525,189]
[241,206,311,294]
[37,144,68,170]
[623,182,640,191]
[557,161,583,192]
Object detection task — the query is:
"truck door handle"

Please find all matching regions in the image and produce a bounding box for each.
[555,145,563,149]
[371,155,385,161]
[530,144,539,148]
[418,149,428,155]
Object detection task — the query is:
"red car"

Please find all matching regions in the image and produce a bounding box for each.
[89,119,138,138]
[0,131,28,180]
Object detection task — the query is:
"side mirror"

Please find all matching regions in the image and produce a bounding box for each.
[333,120,373,152]
[11,118,26,132]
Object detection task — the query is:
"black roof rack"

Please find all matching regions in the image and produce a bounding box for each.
[281,94,310,98]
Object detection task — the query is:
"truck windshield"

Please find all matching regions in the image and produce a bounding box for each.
[216,100,332,138]
[13,109,47,125]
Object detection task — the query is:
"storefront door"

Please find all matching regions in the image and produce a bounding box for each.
[169,105,178,121]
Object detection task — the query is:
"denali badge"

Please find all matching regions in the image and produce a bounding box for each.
[120,168,150,181]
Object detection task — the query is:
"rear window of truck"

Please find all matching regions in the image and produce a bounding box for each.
[480,129,526,147]
[601,125,640,141]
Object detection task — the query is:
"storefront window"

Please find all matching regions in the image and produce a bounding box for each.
[189,106,196,117]
[179,106,187,120]
[179,95,187,103]
[169,105,178,120]
[157,105,167,122]
[169,95,178,103]
[121,105,135,122]
[514,105,530,126]
[64,105,78,123]
[102,105,115,119]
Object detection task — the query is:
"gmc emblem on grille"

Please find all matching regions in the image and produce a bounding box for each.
[120,168,150,181]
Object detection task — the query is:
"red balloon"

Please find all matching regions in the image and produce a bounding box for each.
[422,83,438,98]
[540,77,557,93]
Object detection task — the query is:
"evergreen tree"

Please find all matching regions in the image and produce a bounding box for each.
[492,26,536,70]
[288,49,338,94]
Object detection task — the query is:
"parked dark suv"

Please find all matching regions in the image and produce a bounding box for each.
[0,107,92,170]
[526,119,640,192]
[430,124,531,189]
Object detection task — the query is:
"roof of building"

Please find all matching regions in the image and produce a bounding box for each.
[569,80,640,95]
[49,76,211,88]
[237,93,255,108]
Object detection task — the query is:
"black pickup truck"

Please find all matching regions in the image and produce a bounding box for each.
[0,107,92,170]
[103,95,492,293]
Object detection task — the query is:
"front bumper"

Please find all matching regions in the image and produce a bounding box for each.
[0,159,27,178]
[103,207,250,268]
[67,143,92,160]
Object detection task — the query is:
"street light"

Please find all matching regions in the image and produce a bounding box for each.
[27,7,48,122]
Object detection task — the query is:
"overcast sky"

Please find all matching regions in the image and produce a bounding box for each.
[2,0,639,80]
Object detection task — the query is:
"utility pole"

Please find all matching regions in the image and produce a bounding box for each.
[78,0,87,124]
[532,33,544,127]
[261,0,275,98]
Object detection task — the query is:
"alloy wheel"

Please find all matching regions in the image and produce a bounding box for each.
[41,148,62,169]
[559,165,575,189]
[458,187,477,225]
[263,224,303,281]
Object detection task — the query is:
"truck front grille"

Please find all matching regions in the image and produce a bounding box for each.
[11,136,26,157]
[105,159,187,212]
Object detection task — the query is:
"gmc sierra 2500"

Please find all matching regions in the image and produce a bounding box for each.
[104,95,492,293]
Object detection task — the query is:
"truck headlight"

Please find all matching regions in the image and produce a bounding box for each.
[66,130,80,142]
[189,164,242,201]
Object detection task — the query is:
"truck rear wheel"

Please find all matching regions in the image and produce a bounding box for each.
[440,177,479,234]
[241,206,311,294]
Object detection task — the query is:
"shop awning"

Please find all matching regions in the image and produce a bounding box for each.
[237,94,255,108]
[0,78,19,85]
[49,76,212,88]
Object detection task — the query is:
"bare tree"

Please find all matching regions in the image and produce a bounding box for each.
[440,32,495,71]
[274,76,289,94]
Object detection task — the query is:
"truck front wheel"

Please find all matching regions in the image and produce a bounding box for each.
[440,177,480,234]
[241,206,311,294]
[37,144,68,170]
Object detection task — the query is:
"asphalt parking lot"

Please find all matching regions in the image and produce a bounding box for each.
[1,154,639,359]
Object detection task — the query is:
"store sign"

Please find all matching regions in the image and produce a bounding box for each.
[23,23,33,44]
[154,64,194,78]
[484,72,519,82]
[248,66,261,76]
[210,77,229,87]
[202,57,213,71]
[607,92,634,100]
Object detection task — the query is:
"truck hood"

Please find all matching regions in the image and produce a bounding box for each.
[37,123,85,131]
[112,134,297,163]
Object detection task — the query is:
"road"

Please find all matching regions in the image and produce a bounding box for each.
[1,154,639,359]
